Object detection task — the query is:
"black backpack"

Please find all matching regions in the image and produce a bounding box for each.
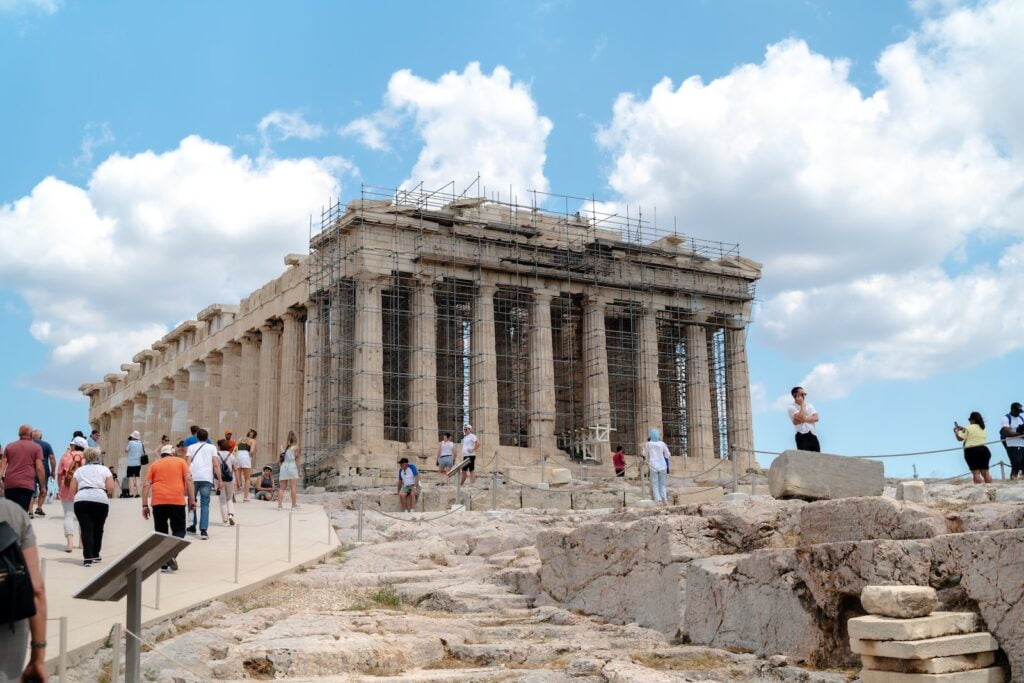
[0,521,36,629]
[218,453,234,483]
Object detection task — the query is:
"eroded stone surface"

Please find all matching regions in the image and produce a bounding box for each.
[861,585,938,618]
[849,612,978,641]
[859,667,1005,683]
[800,497,950,545]
[862,651,996,674]
[851,632,998,659]
[768,449,884,500]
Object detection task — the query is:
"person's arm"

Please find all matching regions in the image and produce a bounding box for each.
[104,473,116,498]
[185,470,196,509]
[803,410,819,424]
[21,544,47,683]
[954,425,966,441]
[396,473,402,494]
[414,472,420,486]
[211,451,222,486]
[293,446,301,467]
[35,457,46,492]
[142,479,152,519]
[48,454,56,478]
[1000,418,1016,439]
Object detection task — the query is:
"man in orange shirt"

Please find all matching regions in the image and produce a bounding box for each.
[142,444,195,572]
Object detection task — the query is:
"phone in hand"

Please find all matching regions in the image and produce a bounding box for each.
[954,421,961,429]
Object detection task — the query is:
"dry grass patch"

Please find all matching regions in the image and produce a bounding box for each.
[632,650,734,671]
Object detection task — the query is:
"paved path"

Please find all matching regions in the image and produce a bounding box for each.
[30,495,336,667]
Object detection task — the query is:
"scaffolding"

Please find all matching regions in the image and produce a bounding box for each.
[303,183,758,484]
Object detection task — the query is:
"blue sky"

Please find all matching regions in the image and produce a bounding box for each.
[2,0,1022,478]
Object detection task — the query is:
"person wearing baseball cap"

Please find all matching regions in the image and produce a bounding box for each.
[1000,402,1024,479]
[142,443,195,572]
[125,430,145,498]
[56,436,89,552]
[460,424,479,486]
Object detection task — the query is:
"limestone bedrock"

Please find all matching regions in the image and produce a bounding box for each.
[848,612,978,641]
[861,585,938,618]
[768,450,884,500]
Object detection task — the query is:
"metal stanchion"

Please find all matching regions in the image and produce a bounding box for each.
[154,564,161,610]
[59,616,67,682]
[731,449,738,494]
[111,622,122,683]
[357,496,364,542]
[234,523,241,584]
[40,557,46,583]
[287,508,293,563]
[1000,462,1006,480]
[326,506,332,545]
[490,470,498,511]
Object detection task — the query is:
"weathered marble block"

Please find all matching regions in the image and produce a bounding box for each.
[768,450,883,500]
[861,585,937,618]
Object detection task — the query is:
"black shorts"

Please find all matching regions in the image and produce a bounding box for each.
[964,445,991,471]
[126,465,142,477]
[463,456,476,472]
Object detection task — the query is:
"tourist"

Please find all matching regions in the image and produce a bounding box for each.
[954,412,993,484]
[277,430,301,510]
[645,429,671,504]
[124,430,145,498]
[1,425,45,513]
[436,432,455,482]
[143,444,195,572]
[215,438,237,526]
[999,401,1024,479]
[613,445,626,477]
[459,424,479,486]
[787,386,820,452]
[29,429,55,517]
[235,429,256,502]
[183,425,201,447]
[186,428,221,540]
[56,436,88,553]
[254,466,277,501]
[397,457,420,512]
[224,430,236,451]
[87,428,100,449]
[70,447,115,566]
[0,497,48,683]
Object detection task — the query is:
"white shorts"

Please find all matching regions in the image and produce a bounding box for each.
[236,453,252,469]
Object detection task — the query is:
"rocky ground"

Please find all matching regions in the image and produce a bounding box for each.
[66,478,1023,682]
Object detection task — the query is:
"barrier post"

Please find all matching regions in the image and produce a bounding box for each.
[326,505,332,545]
[288,508,293,563]
[1000,462,1006,480]
[490,470,498,510]
[154,563,161,610]
[110,622,122,683]
[40,557,46,583]
[59,616,67,682]
[731,449,738,494]
[357,496,364,542]
[234,523,241,584]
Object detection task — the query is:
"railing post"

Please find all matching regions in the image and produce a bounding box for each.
[59,616,67,682]
[234,523,241,584]
[490,470,498,510]
[111,622,122,683]
[357,496,364,542]
[287,508,293,563]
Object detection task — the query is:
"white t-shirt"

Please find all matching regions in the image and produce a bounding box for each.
[439,441,455,457]
[399,465,418,486]
[787,402,817,434]
[645,441,670,472]
[73,464,112,504]
[461,433,479,457]
[188,442,217,483]
[1002,413,1024,448]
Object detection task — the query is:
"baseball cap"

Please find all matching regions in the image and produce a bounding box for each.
[159,444,175,455]
[1012,402,1023,411]
[71,436,88,449]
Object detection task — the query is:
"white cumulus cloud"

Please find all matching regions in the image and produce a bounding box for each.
[344,63,553,195]
[599,0,1024,398]
[0,0,60,13]
[257,110,327,156]
[0,135,342,397]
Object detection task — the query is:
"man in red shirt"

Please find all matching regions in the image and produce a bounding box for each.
[1,425,45,512]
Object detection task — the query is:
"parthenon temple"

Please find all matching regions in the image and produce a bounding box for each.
[82,186,761,483]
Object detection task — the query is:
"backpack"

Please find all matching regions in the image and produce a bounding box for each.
[218,454,234,483]
[0,521,36,628]
[62,453,84,489]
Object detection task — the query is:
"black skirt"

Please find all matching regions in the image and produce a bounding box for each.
[964,445,991,471]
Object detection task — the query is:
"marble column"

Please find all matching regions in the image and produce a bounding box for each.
[409,278,439,457]
[219,342,242,436]
[328,290,348,449]
[685,324,715,461]
[157,380,174,442]
[120,400,134,448]
[186,361,207,431]
[132,394,147,437]
[277,310,306,448]
[256,321,281,468]
[303,301,324,453]
[143,386,161,447]
[108,406,124,459]
[352,277,384,446]
[470,282,499,453]
[635,306,663,448]
[528,289,557,454]
[582,296,612,463]
[203,352,224,440]
[238,334,260,438]
[171,370,190,437]
[725,327,754,469]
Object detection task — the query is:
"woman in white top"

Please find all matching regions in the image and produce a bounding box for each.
[216,438,237,525]
[277,430,301,510]
[234,429,256,502]
[70,447,115,566]
[644,429,671,505]
[436,432,455,482]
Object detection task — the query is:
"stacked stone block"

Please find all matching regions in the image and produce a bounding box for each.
[850,585,1004,682]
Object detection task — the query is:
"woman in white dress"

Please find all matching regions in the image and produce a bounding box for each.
[234,429,256,502]
[277,430,301,510]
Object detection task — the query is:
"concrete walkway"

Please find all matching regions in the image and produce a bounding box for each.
[31,495,336,667]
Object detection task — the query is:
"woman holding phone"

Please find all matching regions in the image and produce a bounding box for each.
[954,412,992,484]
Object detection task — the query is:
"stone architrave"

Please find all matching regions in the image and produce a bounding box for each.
[186,361,206,431]
[768,450,884,500]
[725,326,754,468]
[256,322,281,467]
[470,282,499,452]
[219,342,242,435]
[277,310,306,447]
[352,277,384,446]
[203,351,223,439]
[528,289,557,454]
[582,296,612,465]
[635,305,663,448]
[238,335,259,437]
[686,324,715,461]
[171,370,189,437]
[408,279,439,457]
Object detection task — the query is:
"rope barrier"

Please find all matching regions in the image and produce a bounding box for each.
[122,625,211,680]
[365,505,465,523]
[736,438,1013,460]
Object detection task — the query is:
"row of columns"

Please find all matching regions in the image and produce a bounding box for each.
[96,308,309,470]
